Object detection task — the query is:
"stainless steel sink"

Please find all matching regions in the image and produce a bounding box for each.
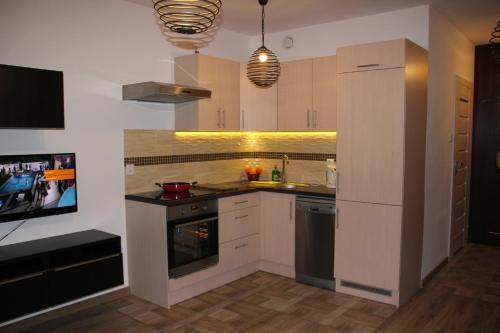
[247,181,311,189]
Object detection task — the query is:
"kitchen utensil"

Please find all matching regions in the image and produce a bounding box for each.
[155,181,197,192]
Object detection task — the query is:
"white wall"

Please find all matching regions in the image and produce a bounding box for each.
[421,7,474,279]
[249,6,430,60]
[0,0,250,286]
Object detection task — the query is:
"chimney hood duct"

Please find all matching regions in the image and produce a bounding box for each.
[122,82,211,104]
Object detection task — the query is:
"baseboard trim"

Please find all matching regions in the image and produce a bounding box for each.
[422,258,448,287]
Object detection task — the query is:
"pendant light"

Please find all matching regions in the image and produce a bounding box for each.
[490,20,500,62]
[153,0,222,35]
[247,0,281,88]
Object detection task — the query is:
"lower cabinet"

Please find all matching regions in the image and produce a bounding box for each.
[334,200,402,303]
[220,234,260,272]
[260,192,295,276]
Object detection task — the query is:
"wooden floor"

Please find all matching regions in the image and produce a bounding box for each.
[3,244,500,333]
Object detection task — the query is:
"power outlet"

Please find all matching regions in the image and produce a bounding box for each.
[125,164,135,176]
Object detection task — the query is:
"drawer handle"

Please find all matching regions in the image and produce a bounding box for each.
[53,253,121,272]
[357,63,380,68]
[234,200,249,205]
[234,214,249,220]
[0,271,44,286]
[235,243,248,249]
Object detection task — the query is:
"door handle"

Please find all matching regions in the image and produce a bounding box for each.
[290,201,293,221]
[335,207,339,229]
[241,109,245,129]
[313,110,318,129]
[223,110,226,128]
[307,109,311,129]
[336,171,340,194]
[217,109,221,128]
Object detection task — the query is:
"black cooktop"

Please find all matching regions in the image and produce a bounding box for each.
[132,189,221,202]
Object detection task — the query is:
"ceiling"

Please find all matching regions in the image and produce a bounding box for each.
[128,0,500,44]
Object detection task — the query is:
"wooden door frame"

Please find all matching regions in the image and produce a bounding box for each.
[448,75,474,257]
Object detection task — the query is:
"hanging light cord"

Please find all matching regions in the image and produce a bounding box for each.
[261,5,265,46]
[0,219,28,243]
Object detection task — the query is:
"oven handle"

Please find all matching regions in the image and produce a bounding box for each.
[171,216,218,228]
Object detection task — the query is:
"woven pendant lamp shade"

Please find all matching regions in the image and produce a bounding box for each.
[247,0,280,88]
[153,0,222,35]
[247,46,281,88]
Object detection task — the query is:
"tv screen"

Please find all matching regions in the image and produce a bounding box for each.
[0,64,64,129]
[0,153,77,223]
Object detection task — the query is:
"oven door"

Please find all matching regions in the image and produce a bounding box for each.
[167,212,219,278]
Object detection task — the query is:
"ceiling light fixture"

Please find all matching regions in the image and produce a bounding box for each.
[152,0,222,35]
[490,20,500,62]
[247,0,281,88]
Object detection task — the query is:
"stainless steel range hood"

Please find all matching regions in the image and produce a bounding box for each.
[122,81,211,104]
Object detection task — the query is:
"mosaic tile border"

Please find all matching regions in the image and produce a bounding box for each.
[124,152,336,166]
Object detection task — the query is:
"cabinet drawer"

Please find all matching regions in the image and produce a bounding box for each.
[220,234,259,272]
[218,193,259,213]
[337,39,405,73]
[219,207,259,243]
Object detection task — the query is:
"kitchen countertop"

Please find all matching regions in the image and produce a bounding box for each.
[125,181,336,207]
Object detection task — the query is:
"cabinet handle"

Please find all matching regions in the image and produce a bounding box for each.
[241,109,245,129]
[223,110,226,128]
[217,109,221,128]
[307,109,311,128]
[53,253,121,272]
[234,200,249,205]
[335,207,339,229]
[313,110,318,129]
[234,214,249,220]
[235,243,248,249]
[337,171,340,194]
[0,271,44,286]
[357,63,380,68]
[289,201,293,221]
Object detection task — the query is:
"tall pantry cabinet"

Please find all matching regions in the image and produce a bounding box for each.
[334,39,428,306]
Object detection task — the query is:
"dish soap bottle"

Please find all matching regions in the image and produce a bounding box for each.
[272,165,281,181]
[326,159,336,188]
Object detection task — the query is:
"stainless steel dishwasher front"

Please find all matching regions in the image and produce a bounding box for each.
[295,196,336,290]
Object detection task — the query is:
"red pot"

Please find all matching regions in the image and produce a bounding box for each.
[155,181,197,192]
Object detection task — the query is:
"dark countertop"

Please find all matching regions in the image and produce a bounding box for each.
[125,181,336,207]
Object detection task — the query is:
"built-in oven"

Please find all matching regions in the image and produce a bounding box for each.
[167,199,218,278]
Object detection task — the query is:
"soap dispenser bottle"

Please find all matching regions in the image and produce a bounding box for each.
[272,165,280,181]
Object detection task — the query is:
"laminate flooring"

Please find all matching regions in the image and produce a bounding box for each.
[3,244,500,333]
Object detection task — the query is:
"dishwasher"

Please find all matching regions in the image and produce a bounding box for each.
[295,196,336,290]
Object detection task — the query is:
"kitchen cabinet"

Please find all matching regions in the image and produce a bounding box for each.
[336,67,405,205]
[259,192,295,277]
[277,56,337,131]
[239,63,278,130]
[175,53,240,130]
[335,39,428,306]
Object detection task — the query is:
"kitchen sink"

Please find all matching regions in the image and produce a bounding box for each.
[247,181,311,189]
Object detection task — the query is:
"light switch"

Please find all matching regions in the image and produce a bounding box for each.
[126,164,135,176]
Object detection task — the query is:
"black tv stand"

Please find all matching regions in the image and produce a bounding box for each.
[0,229,124,323]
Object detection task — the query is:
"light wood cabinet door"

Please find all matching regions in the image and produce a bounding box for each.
[334,200,402,291]
[240,63,278,130]
[312,56,337,130]
[175,54,240,130]
[260,192,295,267]
[219,58,240,130]
[277,59,313,131]
[337,39,405,73]
[336,68,405,205]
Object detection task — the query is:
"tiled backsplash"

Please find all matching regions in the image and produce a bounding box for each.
[124,130,336,194]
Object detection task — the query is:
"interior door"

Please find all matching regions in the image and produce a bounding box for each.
[336,68,405,205]
[450,77,473,255]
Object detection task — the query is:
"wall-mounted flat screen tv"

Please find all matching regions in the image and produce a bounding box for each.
[0,153,77,223]
[0,64,64,129]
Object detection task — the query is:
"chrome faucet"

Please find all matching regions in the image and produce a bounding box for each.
[281,154,289,183]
